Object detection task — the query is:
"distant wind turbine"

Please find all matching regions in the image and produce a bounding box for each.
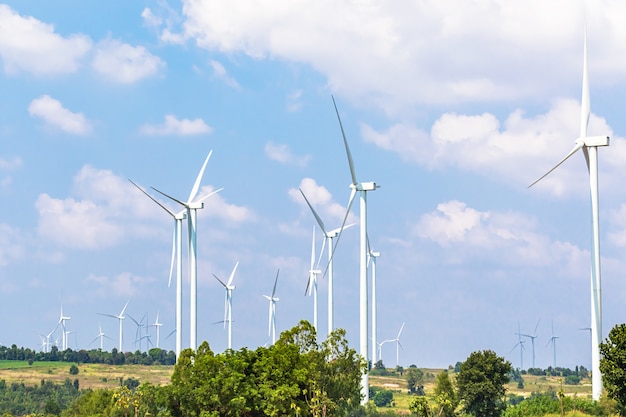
[151,311,163,349]
[391,322,405,368]
[332,96,380,404]
[129,179,185,358]
[305,227,321,332]
[263,270,280,345]
[213,261,239,350]
[510,322,526,370]
[547,320,559,369]
[518,318,541,369]
[528,29,608,401]
[88,323,112,350]
[58,300,71,351]
[152,151,223,351]
[299,188,355,337]
[98,299,130,352]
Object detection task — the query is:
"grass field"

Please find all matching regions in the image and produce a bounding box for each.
[0,362,594,414]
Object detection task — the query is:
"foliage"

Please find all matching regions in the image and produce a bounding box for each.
[502,392,609,417]
[599,323,626,416]
[169,320,364,416]
[564,375,581,385]
[0,378,81,416]
[372,389,394,407]
[68,364,78,375]
[409,396,432,416]
[433,371,457,417]
[456,350,511,417]
[406,368,424,394]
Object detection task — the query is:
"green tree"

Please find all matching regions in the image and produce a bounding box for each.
[409,396,432,416]
[433,371,457,417]
[68,364,78,375]
[600,323,626,416]
[372,389,393,407]
[456,350,511,417]
[406,367,424,394]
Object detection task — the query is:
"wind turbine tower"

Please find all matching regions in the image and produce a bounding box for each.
[151,312,163,349]
[369,246,380,365]
[305,227,321,332]
[213,261,238,350]
[333,97,380,404]
[529,30,608,400]
[152,151,222,351]
[263,270,280,345]
[518,319,540,369]
[99,299,130,352]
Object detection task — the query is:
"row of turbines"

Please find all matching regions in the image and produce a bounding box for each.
[34,28,608,405]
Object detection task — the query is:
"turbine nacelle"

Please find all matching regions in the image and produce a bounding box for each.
[581,135,609,147]
[187,201,204,210]
[350,182,379,192]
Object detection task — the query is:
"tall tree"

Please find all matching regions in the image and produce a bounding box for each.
[599,323,626,416]
[456,350,511,417]
[433,371,457,417]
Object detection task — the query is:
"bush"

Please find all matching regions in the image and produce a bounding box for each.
[564,375,581,385]
[68,364,78,375]
[372,389,394,407]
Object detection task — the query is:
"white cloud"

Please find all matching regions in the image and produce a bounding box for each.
[87,271,155,299]
[414,200,587,272]
[0,5,91,75]
[197,185,256,223]
[141,7,162,27]
[363,99,624,198]
[141,4,186,44]
[286,90,303,112]
[28,95,92,135]
[265,141,310,167]
[92,39,164,83]
[179,0,626,110]
[289,177,358,227]
[0,156,22,171]
[140,114,212,136]
[209,60,241,89]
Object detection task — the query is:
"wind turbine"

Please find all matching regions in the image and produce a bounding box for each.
[299,188,355,337]
[368,242,380,365]
[213,261,239,350]
[98,299,130,352]
[391,322,405,368]
[151,151,223,351]
[547,320,559,369]
[128,313,147,352]
[88,323,112,350]
[305,227,321,332]
[528,30,609,400]
[58,301,71,351]
[129,179,185,359]
[332,96,380,403]
[518,319,541,369]
[510,323,526,370]
[151,311,163,349]
[263,270,280,345]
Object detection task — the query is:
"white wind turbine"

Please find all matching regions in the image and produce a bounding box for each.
[510,323,526,370]
[152,150,222,351]
[88,323,112,350]
[332,96,380,403]
[528,30,609,400]
[130,179,185,358]
[391,322,405,368]
[263,270,280,345]
[299,188,355,337]
[58,301,71,351]
[547,320,559,369]
[518,319,541,369]
[99,299,130,352]
[151,311,163,349]
[368,243,380,365]
[305,227,321,332]
[213,261,239,350]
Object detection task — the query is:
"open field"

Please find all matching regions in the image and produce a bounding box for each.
[0,362,594,414]
[0,361,174,390]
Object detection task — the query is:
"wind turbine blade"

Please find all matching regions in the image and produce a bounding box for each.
[323,187,357,278]
[127,314,140,326]
[299,188,327,233]
[315,237,326,271]
[533,318,541,335]
[129,179,177,217]
[97,313,117,319]
[120,299,130,317]
[168,227,176,288]
[213,273,228,288]
[332,95,358,185]
[151,187,186,207]
[528,140,585,188]
[188,150,213,203]
[583,146,590,172]
[310,226,316,270]
[397,322,405,339]
[195,187,224,205]
[227,261,239,286]
[581,27,590,139]
[272,269,279,298]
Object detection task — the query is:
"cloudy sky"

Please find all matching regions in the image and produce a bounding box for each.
[1,0,626,371]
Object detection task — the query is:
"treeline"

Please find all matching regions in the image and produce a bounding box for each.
[0,345,176,365]
[0,378,81,416]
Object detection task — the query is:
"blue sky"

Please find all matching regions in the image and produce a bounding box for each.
[1,0,626,371]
